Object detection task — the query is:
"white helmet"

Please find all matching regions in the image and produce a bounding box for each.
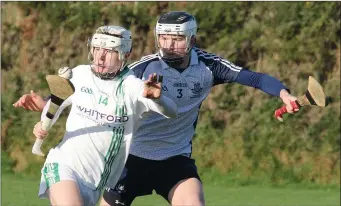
[88,26,132,79]
[155,11,197,66]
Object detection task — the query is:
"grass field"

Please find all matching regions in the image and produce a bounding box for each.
[1,173,339,206]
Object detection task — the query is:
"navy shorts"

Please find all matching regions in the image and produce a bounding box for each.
[103,154,201,206]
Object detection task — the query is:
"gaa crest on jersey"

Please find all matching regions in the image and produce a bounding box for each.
[81,86,93,94]
[190,82,203,98]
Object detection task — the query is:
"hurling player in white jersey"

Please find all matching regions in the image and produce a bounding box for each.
[14,12,299,206]
[18,25,177,206]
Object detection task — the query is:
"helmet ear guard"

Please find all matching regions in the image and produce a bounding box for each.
[87,38,94,63]
[88,52,94,63]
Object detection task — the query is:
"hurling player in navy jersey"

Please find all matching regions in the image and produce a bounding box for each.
[14,11,298,206]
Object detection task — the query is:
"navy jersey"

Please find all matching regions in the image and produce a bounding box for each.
[128,47,242,160]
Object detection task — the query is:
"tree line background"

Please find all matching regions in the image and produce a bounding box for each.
[1,2,340,187]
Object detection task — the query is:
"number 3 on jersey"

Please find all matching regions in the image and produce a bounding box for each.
[99,95,108,106]
[177,89,183,98]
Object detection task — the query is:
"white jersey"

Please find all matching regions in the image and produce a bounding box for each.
[129,47,242,160]
[42,65,176,190]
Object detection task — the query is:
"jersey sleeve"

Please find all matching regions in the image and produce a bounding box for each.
[234,69,289,96]
[194,48,242,85]
[141,95,178,118]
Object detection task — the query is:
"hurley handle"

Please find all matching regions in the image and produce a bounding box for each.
[274,101,300,122]
[41,116,53,132]
[32,116,52,157]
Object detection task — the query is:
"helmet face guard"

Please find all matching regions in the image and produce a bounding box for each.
[155,12,197,67]
[88,26,132,79]
[156,34,193,66]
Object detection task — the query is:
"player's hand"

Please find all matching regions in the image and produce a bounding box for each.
[33,122,48,139]
[143,73,163,99]
[279,89,299,114]
[13,90,47,112]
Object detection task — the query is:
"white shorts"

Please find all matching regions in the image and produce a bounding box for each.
[38,162,101,206]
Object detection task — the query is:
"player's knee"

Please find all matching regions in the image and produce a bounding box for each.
[103,187,131,206]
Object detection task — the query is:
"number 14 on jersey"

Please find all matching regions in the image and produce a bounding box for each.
[98,95,108,106]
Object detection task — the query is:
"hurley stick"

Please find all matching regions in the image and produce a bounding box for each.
[274,76,326,122]
[32,67,75,156]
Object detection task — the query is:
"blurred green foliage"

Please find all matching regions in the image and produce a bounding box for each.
[1,2,340,186]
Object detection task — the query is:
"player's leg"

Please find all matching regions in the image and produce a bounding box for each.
[39,162,83,206]
[154,156,205,206]
[168,177,204,206]
[100,154,154,206]
[47,180,83,206]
